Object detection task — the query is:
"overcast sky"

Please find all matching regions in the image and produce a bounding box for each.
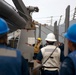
[5,0,76,25]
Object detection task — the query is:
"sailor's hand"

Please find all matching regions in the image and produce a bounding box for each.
[25,43,32,46]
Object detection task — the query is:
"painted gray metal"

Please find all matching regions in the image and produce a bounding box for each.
[35,18,76,45]
[39,24,41,38]
[64,5,70,56]
[17,30,35,61]
[54,21,59,42]
[12,0,32,29]
[0,0,26,31]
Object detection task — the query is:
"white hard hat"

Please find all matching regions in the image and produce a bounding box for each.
[45,33,57,41]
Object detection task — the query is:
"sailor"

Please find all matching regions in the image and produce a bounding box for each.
[36,33,61,75]
[60,24,76,75]
[26,37,43,59]
[0,18,29,75]
[33,38,43,59]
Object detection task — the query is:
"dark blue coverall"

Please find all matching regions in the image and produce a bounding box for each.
[59,50,76,75]
[0,44,29,75]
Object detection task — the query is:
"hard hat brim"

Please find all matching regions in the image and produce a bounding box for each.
[0,28,9,34]
[45,38,57,41]
[64,32,70,40]
[37,38,42,40]
[64,33,68,38]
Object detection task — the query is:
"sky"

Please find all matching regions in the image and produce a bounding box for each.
[5,0,76,25]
